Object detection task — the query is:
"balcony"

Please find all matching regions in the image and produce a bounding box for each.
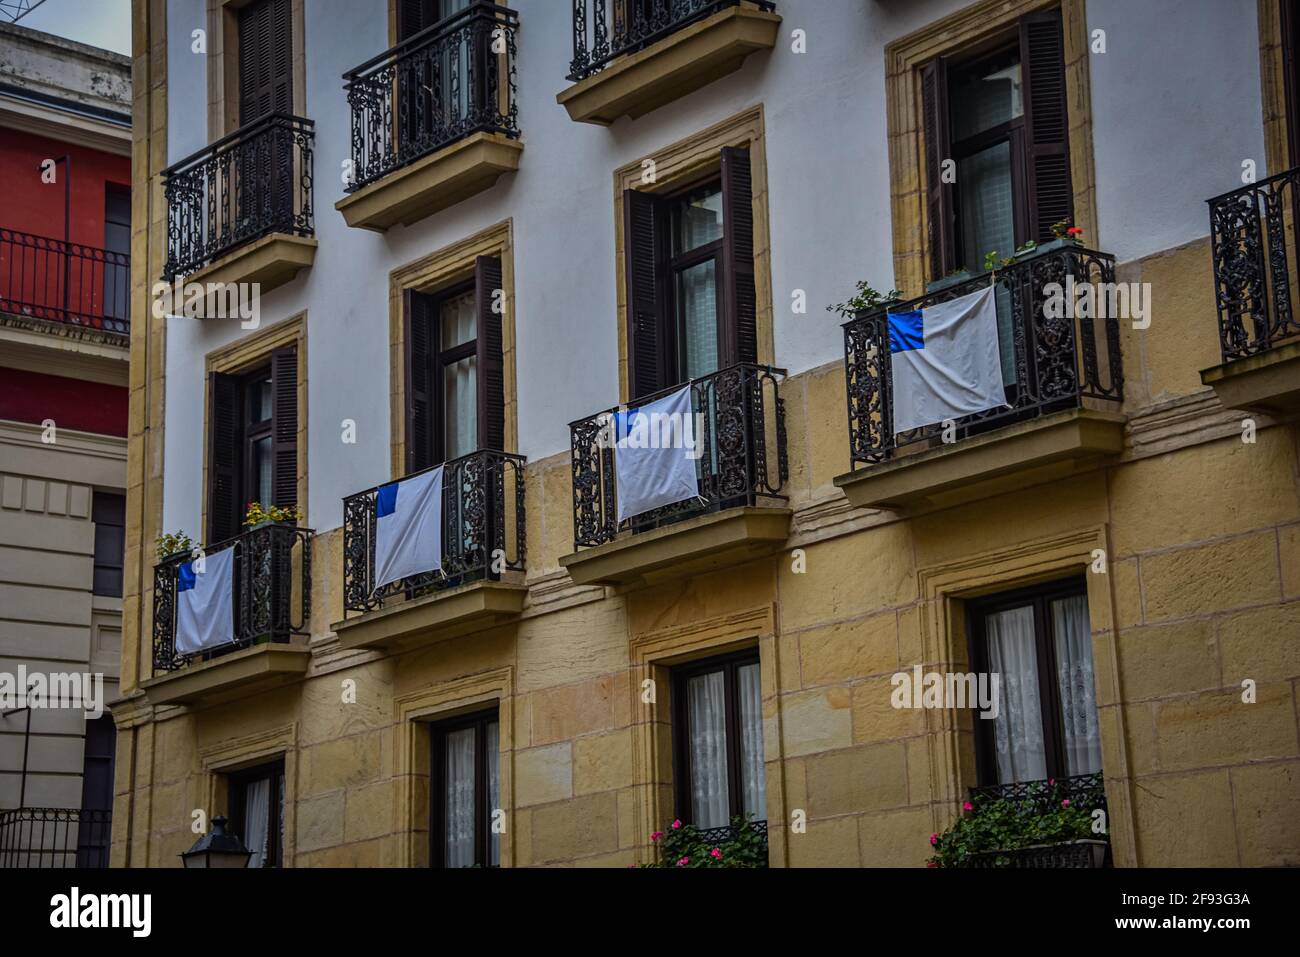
[559,0,780,125]
[161,113,316,295]
[0,229,129,343]
[1201,168,1300,415]
[963,773,1110,869]
[337,3,522,231]
[835,246,1126,512]
[561,363,790,588]
[334,451,527,652]
[142,522,313,707]
[0,808,111,868]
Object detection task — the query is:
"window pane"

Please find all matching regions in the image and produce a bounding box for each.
[1052,594,1102,775]
[986,604,1047,783]
[252,435,273,505]
[672,186,723,254]
[950,54,1023,141]
[242,777,272,868]
[486,720,500,866]
[440,291,477,350]
[444,727,476,867]
[737,662,766,823]
[687,670,730,829]
[957,141,1017,386]
[247,375,272,424]
[443,355,478,459]
[677,260,718,381]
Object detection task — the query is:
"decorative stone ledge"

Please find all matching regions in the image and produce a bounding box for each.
[335,133,523,232]
[185,233,317,299]
[556,5,781,125]
[140,642,310,708]
[1199,340,1300,416]
[834,408,1127,513]
[560,506,792,588]
[331,580,528,653]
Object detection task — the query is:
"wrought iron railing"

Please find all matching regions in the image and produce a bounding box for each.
[695,819,767,847]
[965,772,1110,869]
[0,807,111,868]
[568,0,776,82]
[152,522,313,672]
[341,450,526,617]
[161,113,315,280]
[843,246,1123,467]
[0,228,129,336]
[569,362,787,549]
[1207,167,1300,360]
[966,840,1107,868]
[344,3,519,194]
[969,771,1107,813]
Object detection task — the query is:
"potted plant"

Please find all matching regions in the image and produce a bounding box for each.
[154,530,195,563]
[1022,219,1085,258]
[925,267,973,294]
[642,816,768,868]
[243,501,303,529]
[827,280,904,319]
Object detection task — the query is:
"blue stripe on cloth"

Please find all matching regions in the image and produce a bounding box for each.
[376,482,399,518]
[177,561,196,592]
[887,309,924,354]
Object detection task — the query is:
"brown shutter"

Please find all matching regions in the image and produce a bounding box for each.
[208,372,241,543]
[624,188,667,399]
[921,56,956,279]
[1021,8,1073,242]
[405,290,436,472]
[270,345,298,511]
[238,0,292,124]
[397,0,433,41]
[475,255,506,452]
[720,146,758,367]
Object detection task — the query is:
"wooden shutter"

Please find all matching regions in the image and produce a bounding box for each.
[270,345,298,511]
[624,188,667,400]
[238,0,293,125]
[208,372,241,543]
[1020,8,1073,242]
[921,56,956,280]
[720,146,758,367]
[397,0,435,41]
[405,290,436,472]
[475,256,506,452]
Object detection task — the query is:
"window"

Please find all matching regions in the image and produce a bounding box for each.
[208,346,298,543]
[624,146,757,400]
[91,491,125,597]
[430,709,499,868]
[923,8,1072,279]
[672,650,766,830]
[1283,0,1300,165]
[237,0,292,126]
[967,579,1102,785]
[228,760,285,868]
[103,184,130,323]
[75,714,115,868]
[405,256,505,472]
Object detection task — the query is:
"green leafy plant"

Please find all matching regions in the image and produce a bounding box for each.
[1050,219,1085,242]
[927,779,1103,868]
[1014,239,1038,257]
[827,280,903,319]
[243,501,303,527]
[644,816,767,868]
[155,530,194,561]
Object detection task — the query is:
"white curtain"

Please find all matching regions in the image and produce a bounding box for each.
[678,261,719,381]
[1053,594,1102,775]
[986,604,1047,783]
[687,671,730,828]
[737,663,766,822]
[243,778,271,869]
[444,727,476,867]
[441,291,478,459]
[486,720,500,866]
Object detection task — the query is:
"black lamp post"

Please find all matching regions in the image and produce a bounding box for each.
[181,816,253,868]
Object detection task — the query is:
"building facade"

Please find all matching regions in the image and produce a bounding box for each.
[0,21,131,867]
[112,0,1300,867]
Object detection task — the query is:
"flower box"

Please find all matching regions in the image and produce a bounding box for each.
[967,838,1108,869]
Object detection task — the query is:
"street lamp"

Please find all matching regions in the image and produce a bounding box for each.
[181,816,253,868]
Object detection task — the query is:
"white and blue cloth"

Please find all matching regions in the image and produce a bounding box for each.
[373,465,444,589]
[175,546,236,655]
[613,384,700,524]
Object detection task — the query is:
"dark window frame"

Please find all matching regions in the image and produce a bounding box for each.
[670,647,764,829]
[663,179,725,386]
[91,490,126,598]
[429,279,479,465]
[966,576,1091,786]
[227,758,286,868]
[429,707,499,868]
[240,364,274,513]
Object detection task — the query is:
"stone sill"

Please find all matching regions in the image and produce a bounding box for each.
[1200,339,1300,416]
[834,408,1127,513]
[140,642,310,708]
[186,233,316,299]
[556,5,781,125]
[559,505,792,588]
[335,132,523,232]
[331,579,528,652]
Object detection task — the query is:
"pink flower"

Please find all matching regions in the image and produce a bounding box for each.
[926,861,938,868]
[1048,778,1056,786]
[962,801,973,812]
[650,831,663,842]
[929,832,938,846]
[676,856,689,867]
[1061,799,1070,808]
[710,847,722,860]
[671,819,682,830]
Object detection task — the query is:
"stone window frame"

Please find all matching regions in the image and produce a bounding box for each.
[198,722,299,865]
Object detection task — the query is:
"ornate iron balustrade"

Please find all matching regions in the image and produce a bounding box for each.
[969,771,1107,814]
[1207,167,1300,360]
[843,246,1123,467]
[161,113,315,280]
[568,0,776,82]
[152,522,313,672]
[343,3,519,194]
[0,229,129,337]
[569,363,788,549]
[342,450,526,617]
[964,773,1110,868]
[966,840,1107,868]
[0,808,111,868]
